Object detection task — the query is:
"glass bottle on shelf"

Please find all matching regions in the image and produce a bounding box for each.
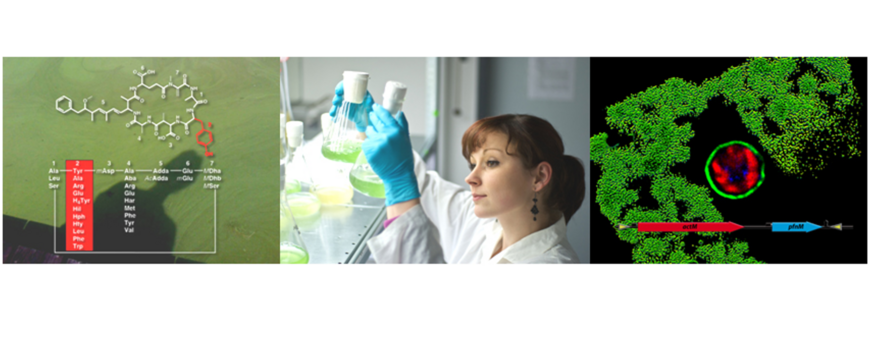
[284,120,306,194]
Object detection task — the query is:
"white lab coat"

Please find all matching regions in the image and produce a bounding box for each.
[366,151,580,264]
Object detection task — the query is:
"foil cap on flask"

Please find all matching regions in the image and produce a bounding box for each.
[287,121,304,148]
[382,81,407,115]
[342,71,370,104]
[384,81,407,102]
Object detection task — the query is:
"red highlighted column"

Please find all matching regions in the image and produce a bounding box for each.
[66,160,93,251]
[637,222,744,233]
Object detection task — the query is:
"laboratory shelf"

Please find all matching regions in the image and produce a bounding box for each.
[299,189,385,264]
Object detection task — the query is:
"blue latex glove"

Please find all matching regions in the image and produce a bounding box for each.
[363,104,420,206]
[329,81,374,132]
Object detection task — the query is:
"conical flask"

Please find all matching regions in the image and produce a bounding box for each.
[280,190,312,264]
[284,120,307,194]
[350,81,407,198]
[286,120,322,230]
[322,71,369,163]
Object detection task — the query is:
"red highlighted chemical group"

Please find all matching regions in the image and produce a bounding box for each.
[195,118,215,157]
[617,221,852,233]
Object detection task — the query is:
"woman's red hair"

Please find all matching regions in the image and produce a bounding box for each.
[461,114,585,223]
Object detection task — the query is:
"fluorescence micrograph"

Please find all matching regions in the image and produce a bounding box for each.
[706,141,764,199]
[590,57,867,263]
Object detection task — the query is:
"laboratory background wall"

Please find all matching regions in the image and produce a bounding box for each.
[477,57,591,263]
[294,57,429,137]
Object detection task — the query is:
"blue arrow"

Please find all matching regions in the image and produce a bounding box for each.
[771,222,822,233]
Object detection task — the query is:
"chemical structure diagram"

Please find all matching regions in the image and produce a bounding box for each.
[55,66,215,157]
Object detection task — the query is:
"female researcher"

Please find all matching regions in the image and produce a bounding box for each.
[330,83,585,263]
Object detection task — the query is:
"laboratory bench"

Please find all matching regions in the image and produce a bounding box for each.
[290,132,431,264]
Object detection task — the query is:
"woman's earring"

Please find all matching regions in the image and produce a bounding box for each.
[531,191,539,221]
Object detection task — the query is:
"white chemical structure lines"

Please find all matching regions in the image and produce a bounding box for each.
[55,66,215,157]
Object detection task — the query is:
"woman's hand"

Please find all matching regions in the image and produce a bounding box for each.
[363,104,420,206]
[328,81,374,132]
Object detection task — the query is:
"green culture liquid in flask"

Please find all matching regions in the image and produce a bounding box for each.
[280,245,309,264]
[280,194,312,264]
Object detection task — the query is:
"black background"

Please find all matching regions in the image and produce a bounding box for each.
[590,57,868,263]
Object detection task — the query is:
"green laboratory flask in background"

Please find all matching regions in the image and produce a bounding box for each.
[280,191,311,264]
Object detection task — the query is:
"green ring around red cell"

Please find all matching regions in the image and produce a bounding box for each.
[704,140,765,200]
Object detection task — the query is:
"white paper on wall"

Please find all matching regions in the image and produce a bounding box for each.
[528,58,575,101]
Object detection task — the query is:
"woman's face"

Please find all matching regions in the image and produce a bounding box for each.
[465,132,535,219]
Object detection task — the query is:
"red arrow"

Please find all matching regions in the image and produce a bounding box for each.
[637,222,744,233]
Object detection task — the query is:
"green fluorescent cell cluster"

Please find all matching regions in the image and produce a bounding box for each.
[717,57,861,177]
[592,57,861,264]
